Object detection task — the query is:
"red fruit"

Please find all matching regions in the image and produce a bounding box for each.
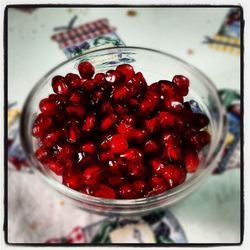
[190,130,211,149]
[128,72,147,97]
[127,162,145,177]
[112,85,129,101]
[95,73,106,84]
[116,122,134,139]
[163,97,184,113]
[69,92,82,103]
[35,146,50,162]
[148,175,167,196]
[139,91,159,115]
[144,139,158,153]
[107,175,125,187]
[48,94,67,104]
[39,98,59,116]
[192,113,210,129]
[52,76,69,95]
[100,114,117,131]
[157,111,176,128]
[161,132,181,147]
[82,113,96,132]
[163,145,182,162]
[65,73,80,88]
[105,70,124,84]
[110,134,128,153]
[116,64,135,82]
[145,117,159,133]
[94,184,116,199]
[184,147,199,173]
[46,160,64,176]
[63,169,82,190]
[80,186,92,195]
[56,144,74,159]
[107,158,125,174]
[42,130,62,147]
[32,114,52,138]
[66,104,85,118]
[158,80,175,97]
[66,126,80,143]
[130,129,147,143]
[133,180,146,195]
[82,165,102,185]
[99,134,112,149]
[172,75,190,96]
[80,79,97,91]
[91,90,103,105]
[114,104,129,114]
[100,101,114,114]
[150,159,165,174]
[120,148,143,163]
[148,82,158,92]
[80,142,96,155]
[99,151,114,162]
[78,61,95,79]
[118,184,137,199]
[162,164,186,188]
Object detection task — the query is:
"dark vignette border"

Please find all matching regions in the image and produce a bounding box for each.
[3,3,244,247]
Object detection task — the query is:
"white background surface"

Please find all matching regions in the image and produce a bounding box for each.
[6,6,241,244]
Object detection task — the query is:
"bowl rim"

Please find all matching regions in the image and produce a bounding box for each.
[20,46,228,207]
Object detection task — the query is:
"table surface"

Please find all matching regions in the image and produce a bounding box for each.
[7,7,241,244]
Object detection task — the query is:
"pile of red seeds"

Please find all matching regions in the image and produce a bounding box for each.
[32,62,211,199]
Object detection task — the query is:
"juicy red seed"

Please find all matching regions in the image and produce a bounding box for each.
[192,113,210,129]
[52,76,69,95]
[39,98,59,116]
[99,151,114,162]
[99,134,112,149]
[150,159,165,174]
[145,117,159,133]
[139,91,159,115]
[107,175,125,187]
[148,82,158,92]
[82,79,97,91]
[144,139,158,153]
[65,73,80,88]
[172,75,190,96]
[35,146,49,162]
[120,148,143,163]
[80,142,96,155]
[66,104,85,118]
[56,144,74,159]
[66,126,80,143]
[116,64,135,82]
[157,111,176,127]
[82,165,102,185]
[127,162,144,177]
[112,85,129,101]
[80,186,92,195]
[78,61,95,79]
[162,165,186,188]
[94,184,116,199]
[42,130,62,147]
[82,113,96,132]
[130,129,147,143]
[46,160,64,176]
[149,176,167,195]
[48,93,67,104]
[107,158,125,174]
[105,70,124,84]
[95,73,106,83]
[63,169,82,190]
[184,147,199,173]
[163,145,182,162]
[100,101,114,114]
[100,114,117,131]
[190,131,211,149]
[163,97,184,113]
[114,104,129,114]
[118,184,137,199]
[32,114,52,138]
[161,132,181,147]
[69,92,82,103]
[133,180,146,194]
[110,134,128,153]
[158,80,176,97]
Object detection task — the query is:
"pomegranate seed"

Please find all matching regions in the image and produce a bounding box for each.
[161,132,181,147]
[172,75,189,96]
[52,76,69,95]
[81,79,97,91]
[148,82,158,92]
[158,80,176,97]
[63,169,82,190]
[120,148,143,163]
[133,180,146,195]
[162,164,186,188]
[190,131,211,149]
[78,61,95,79]
[116,64,135,82]
[163,145,182,162]
[139,91,159,115]
[95,73,106,84]
[35,146,50,162]
[119,184,137,199]
[42,130,62,147]
[130,129,147,143]
[127,162,145,177]
[100,114,117,131]
[99,134,112,149]
[99,151,114,162]
[145,117,159,133]
[163,97,184,113]
[105,70,124,84]
[82,113,96,132]
[56,144,74,159]
[39,98,59,116]
[80,142,96,155]
[82,165,102,185]
[150,158,165,174]
[184,147,199,173]
[112,85,129,101]
[32,114,52,138]
[80,186,92,195]
[91,90,103,105]
[192,113,210,129]
[100,101,114,114]
[69,92,82,103]
[65,73,80,88]
[110,134,128,153]
[66,104,85,118]
[144,139,158,153]
[45,160,64,176]
[107,158,125,174]
[157,111,176,128]
[148,175,167,196]
[107,175,125,187]
[114,104,129,115]
[66,126,80,143]
[94,184,116,199]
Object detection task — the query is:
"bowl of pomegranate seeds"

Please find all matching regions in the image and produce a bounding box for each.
[21,47,227,215]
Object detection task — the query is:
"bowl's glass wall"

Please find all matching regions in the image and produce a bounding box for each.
[21,47,227,215]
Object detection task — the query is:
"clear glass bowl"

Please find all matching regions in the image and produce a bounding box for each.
[20,47,227,216]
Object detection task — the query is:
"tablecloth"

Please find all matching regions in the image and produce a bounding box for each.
[7,6,241,244]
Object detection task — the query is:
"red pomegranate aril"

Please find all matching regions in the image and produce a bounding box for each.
[78,61,95,79]
[145,117,159,133]
[32,114,52,138]
[107,175,125,187]
[100,114,117,131]
[116,122,134,139]
[82,165,102,186]
[158,80,176,97]
[116,64,135,82]
[148,82,158,92]
[130,129,147,143]
[190,131,211,149]
[99,151,114,162]
[95,73,106,84]
[39,98,59,116]
[149,175,167,195]
[56,144,74,159]
[94,184,116,199]
[82,79,97,92]
[35,146,50,162]
[82,113,96,132]
[163,97,184,113]
[99,134,112,149]
[80,142,96,155]
[162,164,186,188]
[65,73,80,88]
[52,76,69,95]
[172,75,189,96]
[100,101,114,114]
[140,91,159,115]
[42,130,62,147]
[46,160,64,176]
[184,147,199,173]
[63,169,82,190]
[80,186,92,195]
[120,148,143,163]
[110,134,128,153]
[127,162,145,177]
[150,158,165,174]
[119,184,137,199]
[161,132,180,147]
[163,145,182,162]
[133,180,146,194]
[144,139,158,153]
[66,104,85,118]
[66,126,80,143]
[192,113,210,129]
[108,158,125,174]
[114,104,129,115]
[112,85,129,101]
[69,92,82,103]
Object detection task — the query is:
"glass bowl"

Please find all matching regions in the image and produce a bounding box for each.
[20,46,227,216]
